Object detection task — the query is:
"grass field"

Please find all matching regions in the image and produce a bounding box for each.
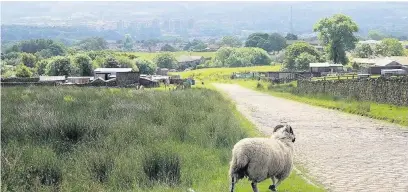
[173,65,282,82]
[1,86,323,192]
[122,51,216,61]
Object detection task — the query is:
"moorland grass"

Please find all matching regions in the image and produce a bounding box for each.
[1,86,324,192]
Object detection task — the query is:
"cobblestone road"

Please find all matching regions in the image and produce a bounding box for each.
[215,84,408,192]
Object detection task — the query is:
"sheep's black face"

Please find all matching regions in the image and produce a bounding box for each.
[273,124,296,143]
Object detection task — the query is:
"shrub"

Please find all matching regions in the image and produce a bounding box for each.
[135,59,157,75]
[48,56,72,76]
[15,64,33,77]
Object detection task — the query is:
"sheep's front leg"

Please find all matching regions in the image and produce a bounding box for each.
[251,182,259,192]
[269,177,277,191]
[230,174,237,192]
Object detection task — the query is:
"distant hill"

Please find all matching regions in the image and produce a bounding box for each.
[1,2,408,41]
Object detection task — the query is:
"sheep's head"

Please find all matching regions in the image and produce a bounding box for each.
[272,124,296,143]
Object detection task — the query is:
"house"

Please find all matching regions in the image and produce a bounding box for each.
[67,77,94,84]
[176,55,205,70]
[94,68,133,80]
[358,40,381,45]
[39,76,66,83]
[309,63,344,73]
[156,68,169,76]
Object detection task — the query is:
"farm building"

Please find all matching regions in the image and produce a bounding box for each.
[176,55,205,70]
[67,77,94,84]
[309,63,344,73]
[156,68,169,76]
[94,68,133,80]
[352,57,408,74]
[368,59,403,75]
[116,72,140,86]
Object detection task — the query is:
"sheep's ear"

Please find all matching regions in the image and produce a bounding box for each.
[287,125,294,134]
[273,124,285,132]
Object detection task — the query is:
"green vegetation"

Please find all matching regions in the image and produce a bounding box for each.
[377,38,405,56]
[219,36,242,47]
[174,65,281,82]
[314,14,359,64]
[1,87,323,192]
[285,41,322,70]
[210,47,272,68]
[245,33,287,52]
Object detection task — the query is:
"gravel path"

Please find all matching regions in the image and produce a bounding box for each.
[214,83,408,192]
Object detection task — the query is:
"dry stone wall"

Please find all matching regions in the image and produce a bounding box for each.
[296,77,408,106]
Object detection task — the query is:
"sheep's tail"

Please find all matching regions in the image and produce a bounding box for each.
[229,150,249,180]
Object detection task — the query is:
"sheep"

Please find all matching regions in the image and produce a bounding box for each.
[229,124,296,192]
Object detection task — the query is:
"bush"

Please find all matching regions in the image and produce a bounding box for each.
[35,60,48,75]
[213,47,271,67]
[15,64,33,77]
[153,52,177,69]
[73,54,93,76]
[48,56,72,76]
[135,59,156,75]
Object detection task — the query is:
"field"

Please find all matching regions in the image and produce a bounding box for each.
[1,86,323,192]
[173,65,282,82]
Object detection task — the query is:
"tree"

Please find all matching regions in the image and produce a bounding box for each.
[35,60,48,75]
[153,53,177,69]
[183,39,207,51]
[378,38,405,56]
[15,64,33,77]
[354,44,374,58]
[213,47,271,67]
[294,53,318,70]
[284,41,321,70]
[135,59,157,75]
[77,37,108,51]
[245,33,286,52]
[104,57,120,68]
[48,56,72,76]
[314,14,359,64]
[160,44,177,52]
[73,54,93,76]
[117,56,139,71]
[285,33,298,40]
[267,33,287,52]
[123,34,134,51]
[219,36,242,47]
[368,30,386,40]
[21,53,37,67]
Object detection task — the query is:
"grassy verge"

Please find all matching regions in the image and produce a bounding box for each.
[1,86,323,192]
[237,80,408,127]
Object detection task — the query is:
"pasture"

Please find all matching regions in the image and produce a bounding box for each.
[1,86,322,191]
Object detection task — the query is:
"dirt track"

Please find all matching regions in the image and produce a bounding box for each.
[214,83,408,192]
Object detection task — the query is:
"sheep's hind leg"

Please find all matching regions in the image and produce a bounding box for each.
[229,174,237,192]
[251,182,259,192]
[269,177,277,191]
